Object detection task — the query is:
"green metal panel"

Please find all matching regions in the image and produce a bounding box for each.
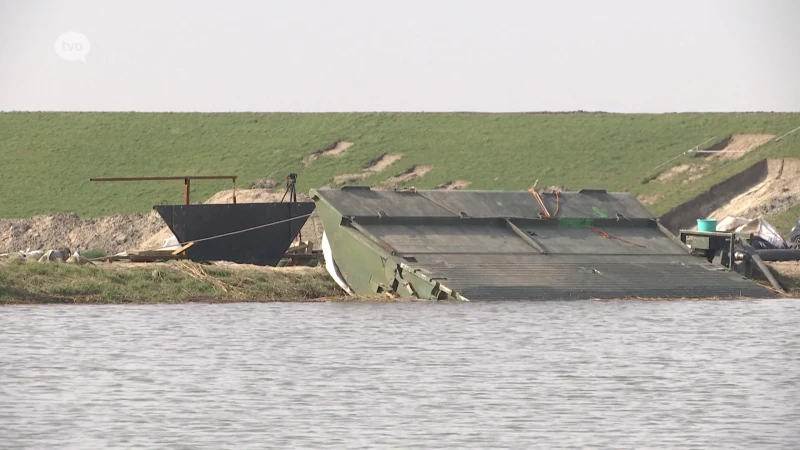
[311,188,446,299]
[312,189,395,295]
[686,236,711,250]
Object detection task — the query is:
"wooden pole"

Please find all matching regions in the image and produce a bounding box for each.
[184,178,190,204]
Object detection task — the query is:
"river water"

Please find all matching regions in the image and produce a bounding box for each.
[1,299,799,449]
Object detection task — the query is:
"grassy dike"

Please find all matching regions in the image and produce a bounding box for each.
[0,259,349,304]
[2,112,800,220]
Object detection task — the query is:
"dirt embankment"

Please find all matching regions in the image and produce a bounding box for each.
[0,212,166,255]
[705,158,800,220]
[659,158,800,234]
[702,134,774,160]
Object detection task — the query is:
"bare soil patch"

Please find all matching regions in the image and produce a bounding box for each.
[637,194,662,205]
[705,158,800,220]
[303,141,355,165]
[364,153,403,172]
[330,153,406,187]
[380,165,433,188]
[436,180,472,190]
[656,164,708,183]
[703,134,774,160]
[333,173,370,185]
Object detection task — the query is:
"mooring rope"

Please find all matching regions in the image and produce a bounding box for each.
[84,212,317,262]
[181,213,315,245]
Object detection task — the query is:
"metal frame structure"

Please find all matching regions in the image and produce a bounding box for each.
[679,229,792,293]
[679,230,743,273]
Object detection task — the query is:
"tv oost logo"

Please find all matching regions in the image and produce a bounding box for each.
[55,31,90,63]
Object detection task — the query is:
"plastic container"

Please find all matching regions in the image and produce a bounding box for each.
[697,219,718,232]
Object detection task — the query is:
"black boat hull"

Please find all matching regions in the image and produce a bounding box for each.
[154,202,316,266]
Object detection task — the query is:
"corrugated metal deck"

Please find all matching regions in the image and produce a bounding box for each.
[312,187,774,300]
[368,223,769,300]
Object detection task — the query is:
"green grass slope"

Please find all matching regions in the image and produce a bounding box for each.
[1,112,799,225]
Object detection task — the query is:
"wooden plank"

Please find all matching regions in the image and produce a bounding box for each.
[128,250,179,257]
[127,253,188,263]
[172,241,195,255]
[285,242,310,254]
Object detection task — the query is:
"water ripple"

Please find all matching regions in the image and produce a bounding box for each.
[1,299,799,449]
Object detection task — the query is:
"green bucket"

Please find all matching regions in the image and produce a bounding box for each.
[697,219,717,232]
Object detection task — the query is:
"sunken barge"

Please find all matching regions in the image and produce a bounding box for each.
[311,186,775,301]
[91,174,314,266]
[154,202,315,266]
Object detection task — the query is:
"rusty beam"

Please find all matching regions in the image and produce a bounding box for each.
[90,175,238,205]
[90,176,237,182]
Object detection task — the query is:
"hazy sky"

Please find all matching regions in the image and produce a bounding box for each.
[1,0,798,112]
